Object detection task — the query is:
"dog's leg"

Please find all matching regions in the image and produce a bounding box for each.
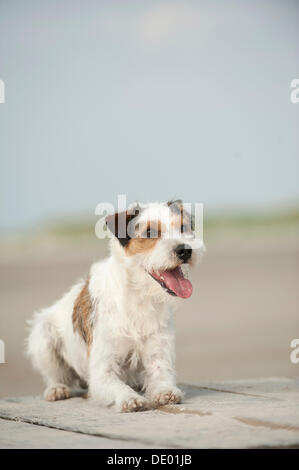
[88,338,149,412]
[142,328,183,407]
[27,317,77,401]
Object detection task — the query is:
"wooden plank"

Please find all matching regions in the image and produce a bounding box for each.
[0,377,298,449]
[0,418,161,449]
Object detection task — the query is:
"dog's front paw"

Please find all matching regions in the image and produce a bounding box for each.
[152,388,183,407]
[44,384,71,401]
[119,396,148,413]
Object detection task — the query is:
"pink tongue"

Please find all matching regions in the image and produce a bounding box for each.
[154,267,192,299]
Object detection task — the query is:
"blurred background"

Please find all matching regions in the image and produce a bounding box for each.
[0,0,298,397]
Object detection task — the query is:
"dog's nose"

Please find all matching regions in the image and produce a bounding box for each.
[175,244,192,263]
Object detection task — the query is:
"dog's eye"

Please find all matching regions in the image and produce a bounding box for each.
[144,227,159,238]
[181,224,189,233]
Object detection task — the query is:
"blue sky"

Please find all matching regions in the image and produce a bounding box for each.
[0,0,298,232]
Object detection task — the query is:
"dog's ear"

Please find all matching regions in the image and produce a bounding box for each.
[167,199,183,213]
[106,206,140,247]
[167,199,194,230]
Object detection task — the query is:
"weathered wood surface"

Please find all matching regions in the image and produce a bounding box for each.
[0,377,298,449]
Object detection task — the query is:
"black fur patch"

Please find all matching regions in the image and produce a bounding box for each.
[106,206,140,246]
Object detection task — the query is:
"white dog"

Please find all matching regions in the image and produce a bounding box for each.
[26,201,202,412]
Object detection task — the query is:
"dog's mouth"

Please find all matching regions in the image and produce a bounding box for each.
[149,266,192,299]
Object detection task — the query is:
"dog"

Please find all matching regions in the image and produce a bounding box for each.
[26,200,203,412]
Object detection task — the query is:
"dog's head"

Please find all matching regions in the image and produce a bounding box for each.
[106,201,203,300]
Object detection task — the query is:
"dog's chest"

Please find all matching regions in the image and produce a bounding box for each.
[115,335,143,374]
[114,307,167,369]
[123,297,168,337]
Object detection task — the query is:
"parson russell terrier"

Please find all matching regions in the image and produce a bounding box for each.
[26,200,204,412]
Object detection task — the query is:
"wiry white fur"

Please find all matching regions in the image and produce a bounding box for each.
[26,202,202,412]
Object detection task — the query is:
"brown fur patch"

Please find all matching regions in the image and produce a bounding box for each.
[125,236,159,256]
[125,220,162,256]
[72,280,93,350]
